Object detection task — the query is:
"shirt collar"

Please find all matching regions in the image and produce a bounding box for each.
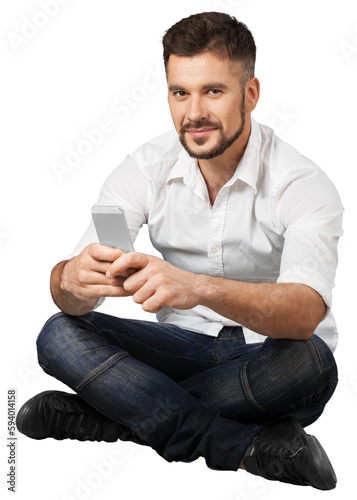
[167,117,262,194]
[167,142,199,187]
[226,117,262,194]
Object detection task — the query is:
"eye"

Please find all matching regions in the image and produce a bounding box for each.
[173,91,187,98]
[208,89,222,95]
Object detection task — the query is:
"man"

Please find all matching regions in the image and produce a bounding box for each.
[17,12,343,490]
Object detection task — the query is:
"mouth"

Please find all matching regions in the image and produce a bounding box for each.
[186,128,217,138]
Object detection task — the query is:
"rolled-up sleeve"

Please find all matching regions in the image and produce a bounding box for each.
[275,166,344,316]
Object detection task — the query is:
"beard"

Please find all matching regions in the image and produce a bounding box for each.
[179,95,246,160]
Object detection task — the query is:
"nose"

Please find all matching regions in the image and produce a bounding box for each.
[186,94,208,123]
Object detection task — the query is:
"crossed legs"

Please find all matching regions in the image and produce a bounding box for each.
[35,311,338,471]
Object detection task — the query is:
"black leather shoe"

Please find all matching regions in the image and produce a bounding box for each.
[243,416,337,490]
[16,391,125,442]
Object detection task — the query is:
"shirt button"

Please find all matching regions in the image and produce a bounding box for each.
[211,247,218,254]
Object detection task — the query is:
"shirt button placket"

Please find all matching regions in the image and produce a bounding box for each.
[208,191,227,277]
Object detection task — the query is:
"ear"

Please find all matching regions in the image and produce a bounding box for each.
[245,77,260,113]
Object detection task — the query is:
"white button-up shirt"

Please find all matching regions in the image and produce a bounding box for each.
[68,119,344,351]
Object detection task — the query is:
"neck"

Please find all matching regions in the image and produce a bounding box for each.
[197,116,251,187]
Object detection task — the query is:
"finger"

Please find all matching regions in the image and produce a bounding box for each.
[79,270,127,287]
[90,260,112,274]
[107,252,149,278]
[117,267,138,278]
[131,280,157,305]
[123,269,148,294]
[88,243,125,263]
[83,284,132,298]
[141,292,164,313]
[90,259,136,277]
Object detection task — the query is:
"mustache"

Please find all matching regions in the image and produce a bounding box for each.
[180,120,222,133]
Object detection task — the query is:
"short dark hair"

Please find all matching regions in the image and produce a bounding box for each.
[162,12,256,84]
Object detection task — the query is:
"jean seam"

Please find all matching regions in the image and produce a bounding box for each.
[107,329,216,363]
[212,327,245,362]
[216,336,245,341]
[75,352,129,391]
[36,312,65,342]
[293,377,338,409]
[307,338,323,374]
[77,313,107,335]
[213,335,223,363]
[270,377,339,422]
[241,360,265,411]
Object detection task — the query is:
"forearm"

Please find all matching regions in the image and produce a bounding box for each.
[50,260,98,316]
[197,276,326,340]
[106,252,326,339]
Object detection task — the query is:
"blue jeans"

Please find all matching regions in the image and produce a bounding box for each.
[36,311,338,471]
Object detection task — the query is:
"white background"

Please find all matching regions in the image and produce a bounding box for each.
[1,0,357,499]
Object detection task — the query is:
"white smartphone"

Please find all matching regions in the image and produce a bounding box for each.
[91,205,134,252]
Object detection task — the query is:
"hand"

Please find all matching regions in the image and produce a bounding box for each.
[61,243,136,301]
[106,252,203,313]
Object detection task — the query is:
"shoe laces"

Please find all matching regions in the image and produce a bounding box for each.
[38,396,102,441]
[254,437,307,486]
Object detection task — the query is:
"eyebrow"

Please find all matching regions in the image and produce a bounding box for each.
[168,82,230,92]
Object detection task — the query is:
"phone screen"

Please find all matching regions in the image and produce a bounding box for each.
[91,205,134,252]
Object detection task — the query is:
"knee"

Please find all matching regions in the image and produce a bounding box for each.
[263,335,337,381]
[36,312,72,370]
[243,336,338,417]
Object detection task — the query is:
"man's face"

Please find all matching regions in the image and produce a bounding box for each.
[167,52,247,160]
